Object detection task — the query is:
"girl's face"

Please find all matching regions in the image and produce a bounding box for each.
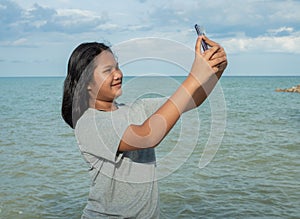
[88,50,123,106]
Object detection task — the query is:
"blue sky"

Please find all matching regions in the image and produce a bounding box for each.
[1,0,300,77]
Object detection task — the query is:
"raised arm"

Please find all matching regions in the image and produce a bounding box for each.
[185,35,227,111]
[118,36,227,151]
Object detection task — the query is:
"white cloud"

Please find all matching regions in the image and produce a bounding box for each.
[54,8,108,29]
[31,20,47,28]
[4,0,300,40]
[96,23,119,31]
[0,38,28,47]
[222,34,300,54]
[56,8,97,18]
[2,0,300,76]
[12,38,27,46]
[267,27,294,36]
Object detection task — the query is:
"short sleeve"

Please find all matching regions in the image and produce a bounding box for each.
[75,108,129,164]
[140,97,168,117]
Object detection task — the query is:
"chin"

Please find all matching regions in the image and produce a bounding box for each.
[114,89,122,98]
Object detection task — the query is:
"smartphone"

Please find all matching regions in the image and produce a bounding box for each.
[194,24,209,51]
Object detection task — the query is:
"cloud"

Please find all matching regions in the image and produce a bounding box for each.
[0,0,109,42]
[147,0,300,38]
[1,38,31,47]
[49,8,108,33]
[267,27,294,36]
[222,33,300,54]
[11,38,27,46]
[5,0,300,43]
[139,0,300,55]
[0,0,23,39]
[1,0,300,76]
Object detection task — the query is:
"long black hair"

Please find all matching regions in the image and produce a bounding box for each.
[62,42,111,128]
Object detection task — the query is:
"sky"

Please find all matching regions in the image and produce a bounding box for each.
[1,0,300,77]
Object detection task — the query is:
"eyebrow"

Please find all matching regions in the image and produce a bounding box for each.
[103,65,114,69]
[103,63,119,69]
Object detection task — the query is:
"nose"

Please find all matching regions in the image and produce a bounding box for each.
[114,68,123,80]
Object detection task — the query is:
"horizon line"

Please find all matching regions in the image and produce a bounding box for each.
[1,75,300,78]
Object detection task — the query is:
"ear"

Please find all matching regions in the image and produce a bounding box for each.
[87,84,95,101]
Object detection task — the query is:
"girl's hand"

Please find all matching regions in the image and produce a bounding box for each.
[190,35,227,85]
[201,35,227,77]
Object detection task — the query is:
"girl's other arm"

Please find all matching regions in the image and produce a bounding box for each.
[118,36,227,151]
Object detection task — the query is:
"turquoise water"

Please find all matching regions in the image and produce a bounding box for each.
[0,76,299,218]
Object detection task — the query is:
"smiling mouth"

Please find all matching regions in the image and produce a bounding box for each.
[112,82,122,87]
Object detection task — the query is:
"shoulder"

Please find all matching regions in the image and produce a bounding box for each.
[75,108,110,133]
[137,97,168,116]
[139,97,167,104]
[127,97,167,108]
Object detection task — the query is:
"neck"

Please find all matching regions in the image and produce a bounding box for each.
[92,99,118,111]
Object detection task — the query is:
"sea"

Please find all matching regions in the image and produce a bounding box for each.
[0,76,299,219]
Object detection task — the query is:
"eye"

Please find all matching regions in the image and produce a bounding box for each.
[103,67,112,74]
[102,63,119,74]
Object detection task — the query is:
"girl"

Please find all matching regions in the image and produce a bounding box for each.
[62,35,227,218]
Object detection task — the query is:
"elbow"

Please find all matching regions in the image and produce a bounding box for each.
[142,115,167,148]
[144,136,161,149]
[125,120,166,149]
[132,125,162,149]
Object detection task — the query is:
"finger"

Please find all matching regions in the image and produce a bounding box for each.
[211,49,226,59]
[207,56,227,68]
[211,60,228,74]
[203,45,220,60]
[212,67,218,73]
[195,35,205,54]
[203,35,219,47]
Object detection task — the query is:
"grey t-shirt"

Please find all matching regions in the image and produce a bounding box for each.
[75,98,166,219]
